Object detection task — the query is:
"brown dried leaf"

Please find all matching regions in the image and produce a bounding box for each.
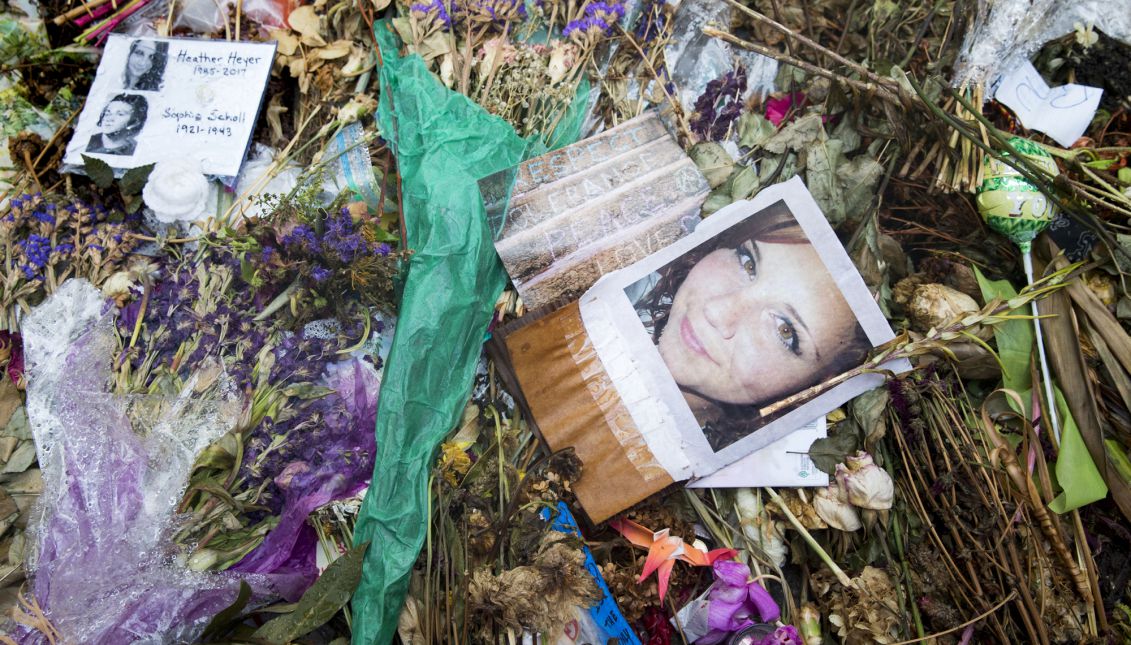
[317,40,353,60]
[288,6,325,45]
[271,29,300,57]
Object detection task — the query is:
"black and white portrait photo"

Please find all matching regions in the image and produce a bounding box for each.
[122,39,169,91]
[86,93,148,156]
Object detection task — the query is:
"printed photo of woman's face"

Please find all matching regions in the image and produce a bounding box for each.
[123,39,168,91]
[656,239,859,407]
[101,100,135,132]
[627,201,871,451]
[128,41,157,77]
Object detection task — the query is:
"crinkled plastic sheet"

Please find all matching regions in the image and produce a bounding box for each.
[953,0,1131,90]
[15,280,243,643]
[13,280,311,644]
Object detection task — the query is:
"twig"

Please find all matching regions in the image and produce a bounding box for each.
[885,592,1017,645]
[764,487,856,589]
[702,27,904,106]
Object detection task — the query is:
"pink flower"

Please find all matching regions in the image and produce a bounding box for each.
[764,92,805,126]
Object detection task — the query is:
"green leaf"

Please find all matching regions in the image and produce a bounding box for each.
[729,165,760,201]
[1048,386,1108,512]
[252,541,370,644]
[81,154,115,189]
[200,580,252,642]
[736,112,776,150]
[701,186,734,216]
[1118,167,1131,185]
[119,163,155,195]
[688,142,734,189]
[974,267,1032,393]
[808,430,860,475]
[1083,158,1118,170]
[802,137,846,226]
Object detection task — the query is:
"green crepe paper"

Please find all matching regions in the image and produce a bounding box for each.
[974,268,1107,512]
[350,22,585,644]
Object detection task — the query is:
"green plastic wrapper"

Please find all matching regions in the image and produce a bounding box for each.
[351,22,585,644]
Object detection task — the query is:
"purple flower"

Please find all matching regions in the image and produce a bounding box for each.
[21,234,52,268]
[698,559,783,645]
[281,224,319,253]
[411,0,452,27]
[311,265,332,283]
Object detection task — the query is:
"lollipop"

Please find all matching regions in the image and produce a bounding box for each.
[976,136,1062,444]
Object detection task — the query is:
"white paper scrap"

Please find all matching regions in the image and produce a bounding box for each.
[687,417,829,488]
[994,60,1102,148]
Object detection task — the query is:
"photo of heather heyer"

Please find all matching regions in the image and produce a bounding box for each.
[627,199,869,452]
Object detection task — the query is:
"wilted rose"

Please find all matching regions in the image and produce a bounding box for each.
[813,482,862,531]
[835,451,894,510]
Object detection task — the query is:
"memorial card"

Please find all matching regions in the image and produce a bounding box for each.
[487,112,710,309]
[500,177,909,521]
[62,34,275,177]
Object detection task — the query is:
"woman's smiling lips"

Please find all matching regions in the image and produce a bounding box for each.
[680,317,714,362]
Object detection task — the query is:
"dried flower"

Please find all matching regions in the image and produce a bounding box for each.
[835,451,894,511]
[142,159,214,224]
[813,483,862,531]
[907,283,979,333]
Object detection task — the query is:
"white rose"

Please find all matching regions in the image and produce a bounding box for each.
[835,451,895,511]
[813,482,862,531]
[142,159,213,224]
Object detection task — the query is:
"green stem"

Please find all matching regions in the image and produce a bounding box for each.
[764,487,856,588]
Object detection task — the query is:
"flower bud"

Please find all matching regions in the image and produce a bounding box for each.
[813,482,861,531]
[835,451,894,510]
[908,283,978,333]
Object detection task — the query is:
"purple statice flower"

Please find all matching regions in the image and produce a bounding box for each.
[21,234,52,268]
[411,0,453,27]
[634,0,666,42]
[311,265,332,283]
[281,224,319,253]
[698,559,787,645]
[53,243,75,255]
[261,245,277,263]
[691,67,748,141]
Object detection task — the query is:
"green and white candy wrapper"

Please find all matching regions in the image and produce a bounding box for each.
[976,135,1062,444]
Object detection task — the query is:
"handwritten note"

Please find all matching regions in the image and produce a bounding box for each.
[63,34,275,177]
[995,60,1102,148]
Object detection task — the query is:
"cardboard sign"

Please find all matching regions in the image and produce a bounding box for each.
[488,112,710,309]
[63,34,275,177]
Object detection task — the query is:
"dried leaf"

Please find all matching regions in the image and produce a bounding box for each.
[371,0,392,9]
[317,40,353,60]
[1,441,34,474]
[271,29,300,57]
[802,137,846,226]
[689,142,734,188]
[809,431,859,476]
[729,165,760,201]
[0,380,21,429]
[736,112,775,149]
[287,6,325,45]
[252,541,370,644]
[763,114,824,154]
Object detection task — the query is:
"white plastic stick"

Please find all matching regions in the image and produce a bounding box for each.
[1024,249,1061,446]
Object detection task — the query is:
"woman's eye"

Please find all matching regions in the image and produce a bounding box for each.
[735,245,757,278]
[775,317,801,355]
